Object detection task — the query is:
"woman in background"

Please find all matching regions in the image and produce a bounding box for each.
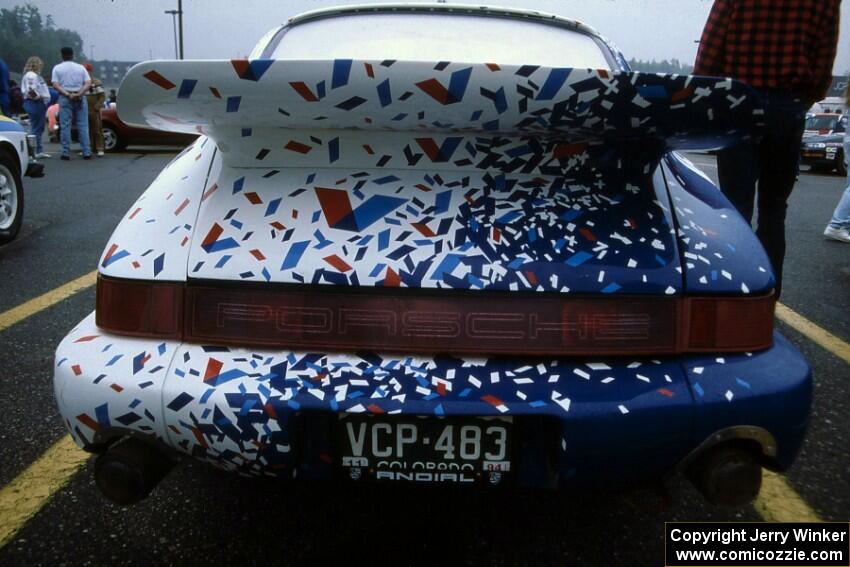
[823,81,850,243]
[21,56,51,158]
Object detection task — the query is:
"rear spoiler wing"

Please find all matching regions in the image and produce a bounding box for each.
[118,59,763,167]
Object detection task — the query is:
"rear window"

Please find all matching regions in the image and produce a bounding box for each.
[267,13,613,69]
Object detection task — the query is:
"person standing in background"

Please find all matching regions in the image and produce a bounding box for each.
[84,63,106,156]
[823,81,850,243]
[694,0,840,298]
[21,56,52,158]
[0,57,10,116]
[51,46,92,160]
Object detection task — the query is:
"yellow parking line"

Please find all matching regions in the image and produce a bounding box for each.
[776,302,850,365]
[0,436,89,548]
[755,470,821,523]
[0,270,97,333]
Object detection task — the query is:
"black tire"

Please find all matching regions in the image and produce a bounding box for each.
[836,151,848,177]
[0,153,23,245]
[102,124,124,152]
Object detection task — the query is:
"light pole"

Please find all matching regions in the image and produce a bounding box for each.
[177,0,184,59]
[164,10,179,58]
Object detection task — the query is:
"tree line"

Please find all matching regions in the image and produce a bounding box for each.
[0,4,85,76]
[627,58,695,75]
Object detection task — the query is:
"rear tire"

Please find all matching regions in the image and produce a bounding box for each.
[102,125,124,152]
[0,155,23,245]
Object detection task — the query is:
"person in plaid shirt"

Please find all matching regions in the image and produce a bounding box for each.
[694,0,840,298]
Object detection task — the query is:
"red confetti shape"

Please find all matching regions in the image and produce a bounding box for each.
[553,142,588,159]
[385,267,400,287]
[203,358,223,383]
[671,86,695,103]
[71,364,82,376]
[482,395,505,408]
[244,192,263,205]
[323,254,352,273]
[201,223,223,248]
[250,249,266,261]
[285,140,312,154]
[201,183,218,202]
[579,228,597,242]
[289,81,318,101]
[412,222,436,238]
[143,70,175,90]
[174,197,190,216]
[77,413,101,431]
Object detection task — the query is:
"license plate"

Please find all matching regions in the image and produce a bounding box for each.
[338,415,513,485]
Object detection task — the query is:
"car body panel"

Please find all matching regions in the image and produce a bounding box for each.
[0,114,29,174]
[55,313,809,483]
[98,138,218,281]
[661,152,775,294]
[184,164,682,294]
[111,59,762,293]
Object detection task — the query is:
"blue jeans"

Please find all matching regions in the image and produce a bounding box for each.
[23,99,46,154]
[59,96,90,157]
[716,91,807,299]
[827,140,850,229]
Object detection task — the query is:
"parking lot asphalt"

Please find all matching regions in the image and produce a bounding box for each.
[0,144,847,566]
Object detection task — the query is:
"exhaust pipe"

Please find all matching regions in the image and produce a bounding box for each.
[687,444,763,507]
[94,438,174,505]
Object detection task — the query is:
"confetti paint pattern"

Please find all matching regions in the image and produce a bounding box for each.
[56,315,811,482]
[60,11,812,487]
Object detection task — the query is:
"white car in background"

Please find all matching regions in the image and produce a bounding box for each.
[0,115,43,244]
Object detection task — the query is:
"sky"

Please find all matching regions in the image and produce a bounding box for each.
[17,0,850,73]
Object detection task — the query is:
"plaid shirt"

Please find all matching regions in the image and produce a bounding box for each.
[694,0,840,104]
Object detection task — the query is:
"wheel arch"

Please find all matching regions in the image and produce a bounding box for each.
[0,140,21,175]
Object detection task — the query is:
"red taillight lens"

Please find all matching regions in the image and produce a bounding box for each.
[96,276,183,339]
[184,287,684,356]
[95,275,774,355]
[687,296,775,351]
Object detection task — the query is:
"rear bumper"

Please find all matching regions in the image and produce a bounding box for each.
[54,312,811,488]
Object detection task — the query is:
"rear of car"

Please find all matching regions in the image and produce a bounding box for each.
[53,4,811,506]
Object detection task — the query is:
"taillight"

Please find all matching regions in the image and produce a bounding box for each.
[95,275,774,355]
[96,276,183,339]
[687,296,776,351]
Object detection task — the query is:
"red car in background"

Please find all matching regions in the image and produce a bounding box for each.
[48,104,197,151]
